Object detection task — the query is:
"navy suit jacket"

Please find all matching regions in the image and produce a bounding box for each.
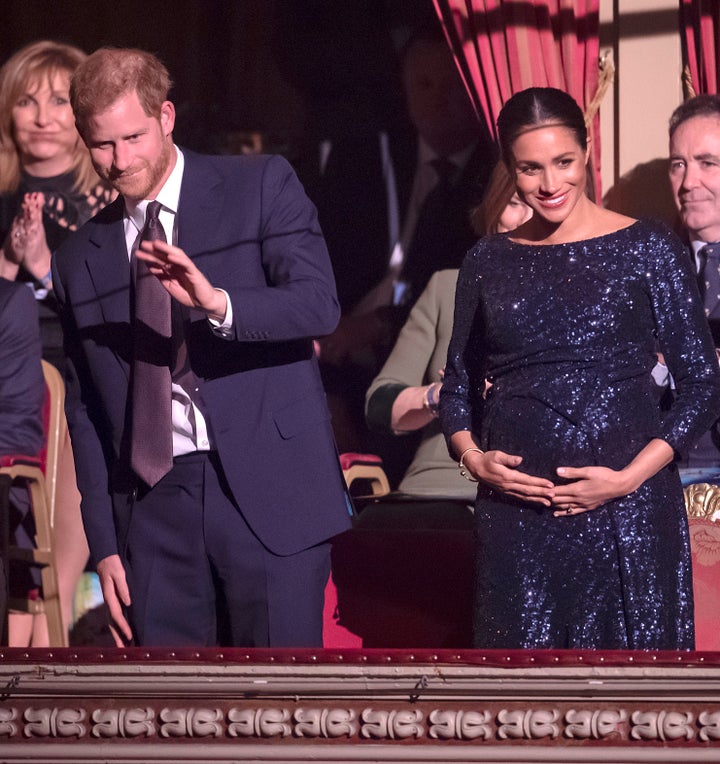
[0,278,44,456]
[52,151,352,564]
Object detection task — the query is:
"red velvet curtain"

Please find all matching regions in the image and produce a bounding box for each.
[680,0,720,97]
[433,0,603,197]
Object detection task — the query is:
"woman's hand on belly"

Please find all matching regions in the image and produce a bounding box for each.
[551,465,631,516]
[551,438,674,517]
[464,448,556,506]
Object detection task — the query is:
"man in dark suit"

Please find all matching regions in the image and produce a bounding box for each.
[0,277,45,643]
[0,278,44,457]
[310,25,496,461]
[317,24,495,349]
[52,48,352,647]
[668,94,720,480]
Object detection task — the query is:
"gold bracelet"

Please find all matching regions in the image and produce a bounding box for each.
[458,446,484,482]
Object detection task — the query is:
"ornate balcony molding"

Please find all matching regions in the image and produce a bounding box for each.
[1,648,720,762]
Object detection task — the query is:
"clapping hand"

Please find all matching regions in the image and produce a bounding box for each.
[4,192,52,283]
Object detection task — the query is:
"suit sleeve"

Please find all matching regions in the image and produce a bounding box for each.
[646,225,720,453]
[0,282,44,455]
[438,243,486,439]
[226,155,341,341]
[52,254,119,565]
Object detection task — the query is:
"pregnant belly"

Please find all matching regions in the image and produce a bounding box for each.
[482,383,656,482]
[483,394,595,481]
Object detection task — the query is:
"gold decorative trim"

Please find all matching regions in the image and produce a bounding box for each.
[684,483,720,520]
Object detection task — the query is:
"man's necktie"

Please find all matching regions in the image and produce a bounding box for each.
[400,157,456,305]
[130,200,173,487]
[699,243,720,320]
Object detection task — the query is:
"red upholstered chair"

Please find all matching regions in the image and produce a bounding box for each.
[338,452,391,498]
[0,360,66,646]
[323,453,474,649]
[323,453,391,648]
[685,483,720,651]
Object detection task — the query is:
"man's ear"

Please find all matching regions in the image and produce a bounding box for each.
[159,100,175,137]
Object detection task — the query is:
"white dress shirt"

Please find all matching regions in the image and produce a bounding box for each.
[123,146,230,456]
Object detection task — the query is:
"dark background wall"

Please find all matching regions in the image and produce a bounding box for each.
[2,0,437,157]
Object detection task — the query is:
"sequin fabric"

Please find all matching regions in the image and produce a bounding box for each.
[439,219,720,650]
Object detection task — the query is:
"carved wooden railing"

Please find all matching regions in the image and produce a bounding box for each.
[0,648,720,762]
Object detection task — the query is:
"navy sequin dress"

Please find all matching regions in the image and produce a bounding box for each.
[439,220,720,650]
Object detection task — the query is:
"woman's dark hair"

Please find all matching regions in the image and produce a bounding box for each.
[497,87,587,164]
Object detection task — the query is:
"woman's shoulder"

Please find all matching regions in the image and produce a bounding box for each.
[620,217,686,249]
[579,207,638,241]
[612,218,693,277]
[597,206,636,229]
[581,214,682,250]
[467,232,514,254]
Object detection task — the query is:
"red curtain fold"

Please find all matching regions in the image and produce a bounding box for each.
[680,0,720,97]
[434,0,602,198]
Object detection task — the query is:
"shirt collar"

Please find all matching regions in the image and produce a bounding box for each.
[124,145,184,233]
[418,137,476,174]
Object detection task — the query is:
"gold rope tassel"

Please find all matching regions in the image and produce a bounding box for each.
[584,49,615,128]
[682,63,697,101]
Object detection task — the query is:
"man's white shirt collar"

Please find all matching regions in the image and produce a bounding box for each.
[692,238,710,270]
[124,146,184,239]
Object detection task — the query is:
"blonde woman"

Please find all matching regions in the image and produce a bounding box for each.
[0,41,113,645]
[0,41,113,325]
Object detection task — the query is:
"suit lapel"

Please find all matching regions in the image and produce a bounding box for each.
[177,150,224,258]
[86,198,132,326]
[81,198,132,384]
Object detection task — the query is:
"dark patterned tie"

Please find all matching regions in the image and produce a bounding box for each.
[130,201,173,487]
[699,243,720,319]
[400,157,456,305]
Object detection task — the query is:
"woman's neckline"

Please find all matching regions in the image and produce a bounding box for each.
[506,219,641,248]
[21,167,75,183]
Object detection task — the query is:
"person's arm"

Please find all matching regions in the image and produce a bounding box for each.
[140,155,341,345]
[0,282,44,455]
[51,239,120,567]
[439,246,554,503]
[390,382,441,432]
[235,155,340,341]
[553,225,720,516]
[365,271,452,434]
[647,226,720,454]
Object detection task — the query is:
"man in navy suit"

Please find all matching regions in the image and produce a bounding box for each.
[668,94,720,482]
[0,278,43,458]
[52,48,351,647]
[0,277,44,641]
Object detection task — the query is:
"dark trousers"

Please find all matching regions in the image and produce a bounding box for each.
[123,452,330,647]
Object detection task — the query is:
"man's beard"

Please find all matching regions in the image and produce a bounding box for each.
[105,139,173,201]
